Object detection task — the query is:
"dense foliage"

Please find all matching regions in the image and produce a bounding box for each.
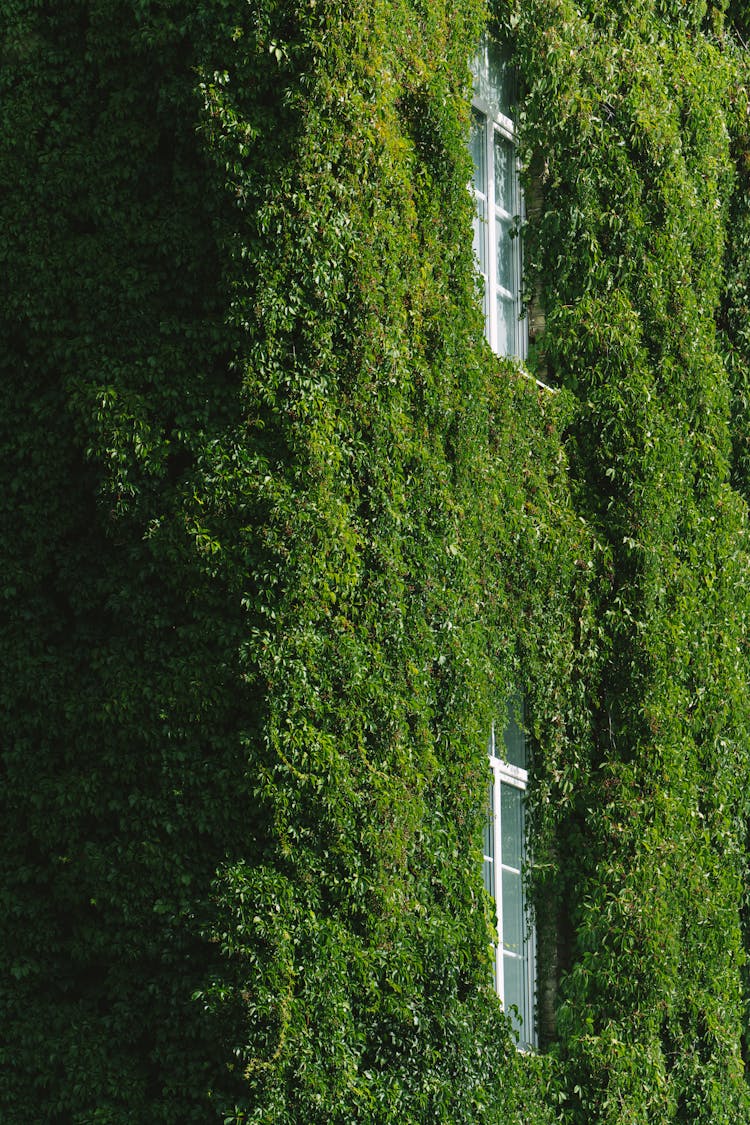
[516,0,750,1119]
[2,0,750,1122]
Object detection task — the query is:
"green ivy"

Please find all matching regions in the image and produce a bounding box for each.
[516,0,750,1120]
[2,0,750,1122]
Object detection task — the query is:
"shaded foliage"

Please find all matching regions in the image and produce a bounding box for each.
[2,0,750,1122]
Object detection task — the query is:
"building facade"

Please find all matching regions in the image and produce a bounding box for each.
[3,1,750,1122]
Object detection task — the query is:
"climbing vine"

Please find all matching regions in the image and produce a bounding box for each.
[1,1,750,1122]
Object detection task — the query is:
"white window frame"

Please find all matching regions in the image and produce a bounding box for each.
[470,39,526,360]
[483,703,537,1050]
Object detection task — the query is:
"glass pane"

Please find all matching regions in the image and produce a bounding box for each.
[500,782,523,870]
[501,867,523,952]
[495,216,514,293]
[488,42,516,121]
[503,953,528,1037]
[493,131,515,215]
[483,855,494,896]
[502,695,526,768]
[472,39,516,122]
[470,110,487,193]
[496,294,515,357]
[473,203,487,274]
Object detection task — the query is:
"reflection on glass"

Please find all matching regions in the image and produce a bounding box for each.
[503,952,528,1038]
[497,296,514,356]
[501,867,523,952]
[496,217,513,294]
[474,203,487,274]
[501,783,523,870]
[490,42,515,120]
[494,131,515,215]
[472,39,516,122]
[502,695,527,769]
[470,110,487,193]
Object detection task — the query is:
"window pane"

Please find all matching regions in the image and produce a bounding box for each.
[495,217,514,294]
[473,203,487,274]
[503,953,528,1039]
[493,131,515,215]
[470,110,487,193]
[501,867,523,952]
[488,42,515,121]
[494,216,512,290]
[472,40,515,123]
[502,695,527,769]
[500,782,523,870]
[496,294,515,357]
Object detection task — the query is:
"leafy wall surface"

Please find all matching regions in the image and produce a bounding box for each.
[1,1,749,1123]
[516,0,750,1120]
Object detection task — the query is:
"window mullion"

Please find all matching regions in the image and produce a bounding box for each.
[493,759,504,1001]
[485,115,498,355]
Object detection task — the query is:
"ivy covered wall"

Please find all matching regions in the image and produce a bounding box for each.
[2,1,750,1123]
[516,1,750,1120]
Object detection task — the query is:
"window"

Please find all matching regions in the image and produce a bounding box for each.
[470,39,525,359]
[483,695,536,1049]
